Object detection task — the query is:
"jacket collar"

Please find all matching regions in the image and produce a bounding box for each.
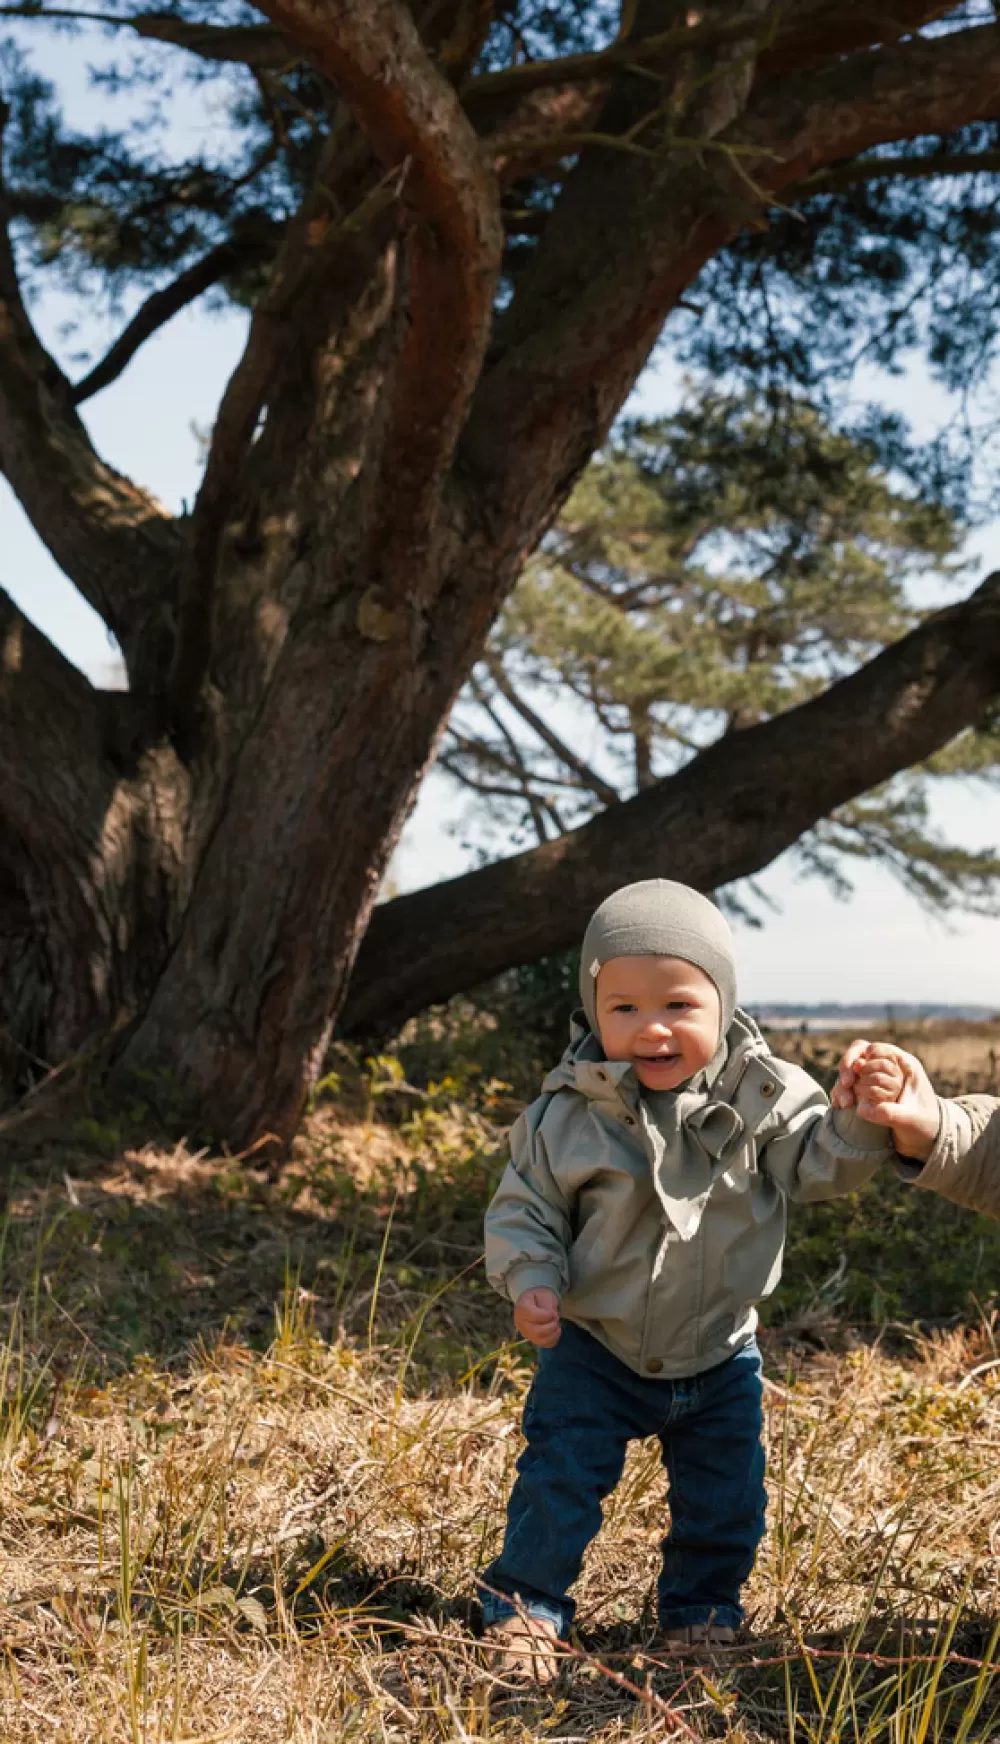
[542,1007,771,1108]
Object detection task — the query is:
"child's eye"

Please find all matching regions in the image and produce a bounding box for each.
[667,1001,691,1011]
[612,1002,636,1013]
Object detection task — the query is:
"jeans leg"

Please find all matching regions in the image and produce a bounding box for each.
[480,1326,637,1636]
[657,1343,767,1631]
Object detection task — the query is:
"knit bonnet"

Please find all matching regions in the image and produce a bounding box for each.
[579,879,737,1038]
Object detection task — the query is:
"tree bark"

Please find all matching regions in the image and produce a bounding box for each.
[0,592,196,1102]
[341,573,1000,1039]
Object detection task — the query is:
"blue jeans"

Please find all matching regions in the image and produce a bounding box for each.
[479,1322,765,1638]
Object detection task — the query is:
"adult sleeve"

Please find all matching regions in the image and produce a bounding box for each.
[894,1095,1000,1217]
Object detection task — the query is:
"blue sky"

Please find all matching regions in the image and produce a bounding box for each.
[4,17,1000,1008]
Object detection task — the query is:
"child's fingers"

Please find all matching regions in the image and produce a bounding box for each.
[858,1067,905,1094]
[532,1324,562,1348]
[839,1038,872,1077]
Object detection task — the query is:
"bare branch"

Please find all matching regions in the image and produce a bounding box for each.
[256,0,503,588]
[442,730,552,843]
[71,231,279,405]
[0,7,294,70]
[0,101,180,668]
[803,148,1000,193]
[487,657,623,808]
[343,571,1000,1036]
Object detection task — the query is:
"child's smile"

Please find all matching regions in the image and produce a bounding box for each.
[594,956,722,1090]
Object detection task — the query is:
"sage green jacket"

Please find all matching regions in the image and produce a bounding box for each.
[897,1095,1000,1214]
[485,1011,894,1379]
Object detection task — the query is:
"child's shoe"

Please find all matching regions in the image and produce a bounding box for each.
[484,1613,562,1684]
[658,1622,736,1655]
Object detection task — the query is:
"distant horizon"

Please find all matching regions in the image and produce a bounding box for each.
[748,1000,999,1022]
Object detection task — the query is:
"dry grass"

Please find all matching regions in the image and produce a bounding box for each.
[0,1044,997,1740]
[763,1021,1000,1100]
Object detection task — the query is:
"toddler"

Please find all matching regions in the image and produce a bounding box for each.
[480,879,903,1677]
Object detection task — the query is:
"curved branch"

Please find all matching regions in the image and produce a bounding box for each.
[486,658,623,807]
[803,148,1000,194]
[745,22,1000,186]
[0,7,294,69]
[342,571,1000,1037]
[71,231,279,405]
[256,0,503,587]
[0,104,180,668]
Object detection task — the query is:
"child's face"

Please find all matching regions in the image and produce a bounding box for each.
[595,956,722,1091]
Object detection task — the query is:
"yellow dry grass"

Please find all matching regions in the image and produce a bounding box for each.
[763,1021,1000,1099]
[0,1040,996,1741]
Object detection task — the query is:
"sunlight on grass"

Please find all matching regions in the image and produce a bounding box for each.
[0,1038,996,1738]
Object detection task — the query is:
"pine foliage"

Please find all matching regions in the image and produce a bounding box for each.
[443,388,1000,911]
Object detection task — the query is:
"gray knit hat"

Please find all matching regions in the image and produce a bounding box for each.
[579,880,736,1037]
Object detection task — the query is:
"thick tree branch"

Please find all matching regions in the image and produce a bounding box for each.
[744,22,1000,186]
[0,7,294,70]
[71,231,279,406]
[257,0,503,588]
[0,103,180,668]
[342,572,1000,1037]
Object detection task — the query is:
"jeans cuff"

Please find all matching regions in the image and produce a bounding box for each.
[658,1603,742,1631]
[477,1583,569,1639]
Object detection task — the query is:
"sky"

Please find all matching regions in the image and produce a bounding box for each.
[3,18,1000,1010]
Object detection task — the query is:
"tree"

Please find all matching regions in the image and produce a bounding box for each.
[4,2,1000,1142]
[439,391,1000,910]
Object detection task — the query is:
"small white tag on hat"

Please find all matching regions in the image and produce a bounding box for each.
[589,957,601,978]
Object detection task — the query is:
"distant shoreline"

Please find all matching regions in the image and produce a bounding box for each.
[749,1003,999,1029]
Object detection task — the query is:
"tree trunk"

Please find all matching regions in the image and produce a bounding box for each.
[114,529,509,1148]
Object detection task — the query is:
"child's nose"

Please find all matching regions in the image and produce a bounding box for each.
[642,1016,672,1038]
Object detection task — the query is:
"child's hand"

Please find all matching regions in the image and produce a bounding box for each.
[834,1039,941,1162]
[514,1288,562,1348]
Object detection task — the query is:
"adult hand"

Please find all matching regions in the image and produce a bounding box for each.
[834,1039,940,1161]
[514,1287,562,1347]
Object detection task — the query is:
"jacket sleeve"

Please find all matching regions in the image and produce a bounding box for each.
[484,1096,574,1304]
[759,1067,894,1202]
[894,1095,1000,1217]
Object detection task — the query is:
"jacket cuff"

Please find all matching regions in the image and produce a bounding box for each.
[830,1106,895,1154]
[893,1097,955,1185]
[504,1261,565,1304]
